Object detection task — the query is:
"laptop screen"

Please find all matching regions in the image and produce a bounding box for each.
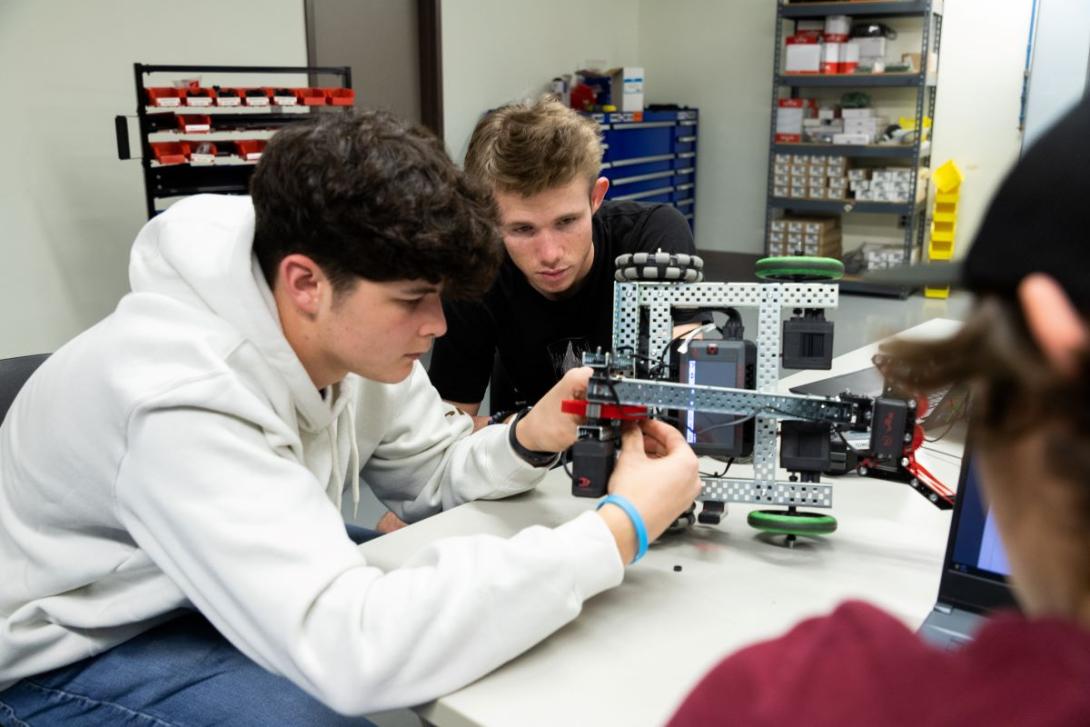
[949,458,1011,581]
[938,452,1017,613]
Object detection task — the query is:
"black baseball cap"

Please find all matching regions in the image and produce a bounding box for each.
[863,93,1090,313]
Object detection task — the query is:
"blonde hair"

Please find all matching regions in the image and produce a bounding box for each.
[464,96,603,196]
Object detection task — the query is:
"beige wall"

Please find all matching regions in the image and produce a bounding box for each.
[440,0,640,164]
[0,0,307,358]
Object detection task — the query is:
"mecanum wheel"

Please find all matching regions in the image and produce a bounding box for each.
[754,256,844,282]
[747,509,838,536]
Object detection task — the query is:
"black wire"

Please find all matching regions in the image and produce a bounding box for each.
[561,447,573,479]
[701,457,734,478]
[924,416,961,443]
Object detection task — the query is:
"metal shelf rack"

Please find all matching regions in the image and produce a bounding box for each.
[765,0,944,297]
[117,63,353,218]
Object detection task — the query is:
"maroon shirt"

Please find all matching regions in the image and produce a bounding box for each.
[669,600,1090,727]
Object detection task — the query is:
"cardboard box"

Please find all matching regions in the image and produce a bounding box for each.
[609,67,644,113]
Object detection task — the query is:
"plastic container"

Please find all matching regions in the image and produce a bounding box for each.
[295,88,327,106]
[215,88,243,107]
[269,87,298,106]
[242,88,270,107]
[185,87,216,107]
[145,87,186,107]
[177,114,212,133]
[323,87,355,106]
[151,142,188,165]
[932,159,963,193]
[186,141,218,165]
[234,139,267,162]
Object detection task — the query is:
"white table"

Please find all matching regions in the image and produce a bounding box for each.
[359,318,964,727]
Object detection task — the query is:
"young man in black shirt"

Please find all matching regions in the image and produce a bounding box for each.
[428,97,701,426]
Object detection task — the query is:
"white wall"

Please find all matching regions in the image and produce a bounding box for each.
[638,0,777,253]
[441,0,640,164]
[1022,0,1090,150]
[0,0,307,358]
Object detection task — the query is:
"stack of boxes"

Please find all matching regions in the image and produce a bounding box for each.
[848,167,914,202]
[772,153,847,201]
[767,216,842,259]
[858,242,906,271]
[774,98,817,142]
[835,108,887,145]
[783,16,860,75]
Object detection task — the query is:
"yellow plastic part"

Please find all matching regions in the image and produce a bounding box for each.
[924,159,963,292]
[898,115,933,131]
[932,160,963,194]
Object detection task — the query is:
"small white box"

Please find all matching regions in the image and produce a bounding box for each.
[610,67,644,113]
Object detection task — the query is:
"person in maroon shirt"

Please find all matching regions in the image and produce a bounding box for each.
[670,97,1090,726]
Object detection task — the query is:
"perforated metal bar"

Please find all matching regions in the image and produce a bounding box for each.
[701,478,833,508]
[610,379,854,422]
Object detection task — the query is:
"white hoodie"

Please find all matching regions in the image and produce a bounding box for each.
[0,195,624,713]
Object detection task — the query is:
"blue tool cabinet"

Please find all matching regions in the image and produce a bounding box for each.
[588,109,698,230]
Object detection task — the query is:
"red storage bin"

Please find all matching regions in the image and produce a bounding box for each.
[215,87,244,107]
[323,87,355,106]
[186,141,218,165]
[268,87,299,106]
[151,142,188,165]
[295,88,327,106]
[241,88,271,106]
[185,87,217,107]
[177,114,212,133]
[234,139,267,162]
[145,87,186,107]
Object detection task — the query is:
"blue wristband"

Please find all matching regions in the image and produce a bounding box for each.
[596,494,649,564]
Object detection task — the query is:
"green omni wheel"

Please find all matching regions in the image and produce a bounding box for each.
[747,509,838,537]
[754,256,844,282]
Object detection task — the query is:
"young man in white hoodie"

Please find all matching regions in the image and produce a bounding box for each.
[0,111,701,725]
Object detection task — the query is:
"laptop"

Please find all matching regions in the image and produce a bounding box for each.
[916,452,1018,649]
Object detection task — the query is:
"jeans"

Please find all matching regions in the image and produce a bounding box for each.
[0,525,384,726]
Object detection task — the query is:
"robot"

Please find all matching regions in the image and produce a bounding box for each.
[562,253,953,546]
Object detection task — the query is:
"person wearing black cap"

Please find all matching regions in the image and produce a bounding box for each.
[669,96,1090,725]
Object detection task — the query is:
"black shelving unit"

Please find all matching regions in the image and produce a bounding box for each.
[117,63,353,218]
[765,1,944,297]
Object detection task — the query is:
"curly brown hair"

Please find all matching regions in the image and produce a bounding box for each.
[250,110,503,300]
[878,297,1090,489]
[464,96,603,196]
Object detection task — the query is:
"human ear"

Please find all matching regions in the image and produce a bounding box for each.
[590,176,610,213]
[1018,273,1088,377]
[277,254,326,316]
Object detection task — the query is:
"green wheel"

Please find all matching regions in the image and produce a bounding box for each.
[747,509,838,537]
[754,256,844,282]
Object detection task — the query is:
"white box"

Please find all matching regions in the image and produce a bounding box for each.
[856,37,887,62]
[825,15,850,36]
[610,67,644,113]
[841,108,876,119]
[833,132,873,145]
[785,42,822,74]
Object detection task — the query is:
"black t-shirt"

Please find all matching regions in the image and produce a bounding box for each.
[428,200,698,412]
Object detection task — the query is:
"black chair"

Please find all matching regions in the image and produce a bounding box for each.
[0,354,49,423]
